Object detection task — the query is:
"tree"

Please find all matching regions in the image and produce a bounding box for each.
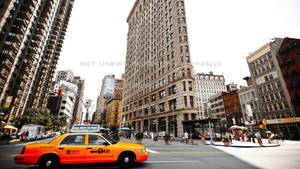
[16,107,51,128]
[16,107,67,131]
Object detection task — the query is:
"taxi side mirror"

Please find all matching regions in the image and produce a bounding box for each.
[103,142,110,146]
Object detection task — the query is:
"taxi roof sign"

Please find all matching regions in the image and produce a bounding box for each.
[70,124,100,133]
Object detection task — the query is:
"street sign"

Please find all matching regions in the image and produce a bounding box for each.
[4,96,13,108]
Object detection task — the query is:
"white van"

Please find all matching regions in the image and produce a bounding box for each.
[18,124,44,141]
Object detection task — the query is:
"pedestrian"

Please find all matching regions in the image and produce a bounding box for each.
[201,133,206,144]
[189,132,192,144]
[184,131,189,144]
[20,132,25,142]
[255,132,262,145]
[241,132,245,142]
[252,134,256,143]
[280,132,284,142]
[275,133,280,144]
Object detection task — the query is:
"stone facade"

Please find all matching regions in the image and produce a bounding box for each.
[246,38,300,139]
[208,92,226,129]
[122,0,197,137]
[194,71,226,119]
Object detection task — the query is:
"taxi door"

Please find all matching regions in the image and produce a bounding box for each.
[86,134,114,163]
[56,134,87,164]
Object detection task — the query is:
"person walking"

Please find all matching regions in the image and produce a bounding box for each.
[184,131,189,144]
[201,133,206,144]
[280,132,284,142]
[255,132,262,145]
[189,132,194,144]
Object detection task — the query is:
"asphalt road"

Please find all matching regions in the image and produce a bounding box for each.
[0,139,258,169]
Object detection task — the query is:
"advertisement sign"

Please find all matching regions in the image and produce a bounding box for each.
[103,78,115,99]
[70,124,100,133]
[4,96,13,108]
[245,104,253,121]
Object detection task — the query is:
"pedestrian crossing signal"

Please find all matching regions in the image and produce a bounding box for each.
[57,87,63,96]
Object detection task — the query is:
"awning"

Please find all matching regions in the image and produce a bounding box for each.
[1,125,17,130]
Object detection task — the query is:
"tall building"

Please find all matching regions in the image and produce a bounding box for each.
[94,75,118,124]
[208,92,226,129]
[277,38,300,120]
[55,70,74,82]
[105,76,124,128]
[223,91,244,127]
[72,76,85,125]
[54,81,77,125]
[194,71,226,119]
[238,77,260,129]
[0,0,75,123]
[246,38,300,139]
[122,0,197,137]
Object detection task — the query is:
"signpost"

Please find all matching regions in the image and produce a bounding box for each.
[207,103,213,144]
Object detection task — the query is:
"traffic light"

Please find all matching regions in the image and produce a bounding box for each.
[57,87,63,96]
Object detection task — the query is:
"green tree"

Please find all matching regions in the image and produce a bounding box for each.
[16,107,67,131]
[16,107,51,128]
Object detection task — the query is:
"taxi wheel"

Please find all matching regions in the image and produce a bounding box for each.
[118,152,135,168]
[38,154,60,169]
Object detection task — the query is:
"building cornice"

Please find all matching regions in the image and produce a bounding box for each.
[127,0,139,23]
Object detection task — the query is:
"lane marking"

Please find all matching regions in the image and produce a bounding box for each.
[147,160,199,163]
[158,151,226,154]
[146,149,159,153]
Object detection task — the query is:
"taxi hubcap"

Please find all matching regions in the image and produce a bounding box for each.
[124,157,129,163]
[45,160,52,167]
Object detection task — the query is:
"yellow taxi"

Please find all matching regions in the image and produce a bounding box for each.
[14,133,149,169]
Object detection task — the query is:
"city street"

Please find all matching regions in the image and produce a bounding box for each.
[0,138,257,169]
[2,138,300,169]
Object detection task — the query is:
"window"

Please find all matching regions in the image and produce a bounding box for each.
[151,106,156,114]
[60,135,85,146]
[152,94,156,101]
[188,81,193,91]
[159,103,165,112]
[184,113,188,120]
[186,56,190,63]
[88,135,106,145]
[183,81,186,91]
[190,96,194,107]
[159,90,166,98]
[184,96,187,107]
[169,85,176,95]
[169,99,177,110]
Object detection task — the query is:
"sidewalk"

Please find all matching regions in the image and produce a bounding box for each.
[120,137,280,148]
[212,139,280,147]
[213,140,300,169]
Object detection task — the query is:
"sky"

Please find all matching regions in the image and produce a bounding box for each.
[57,0,300,113]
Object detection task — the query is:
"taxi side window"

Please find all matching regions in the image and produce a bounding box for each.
[60,135,86,146]
[88,135,106,145]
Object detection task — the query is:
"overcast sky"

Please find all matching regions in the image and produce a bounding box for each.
[57,0,300,112]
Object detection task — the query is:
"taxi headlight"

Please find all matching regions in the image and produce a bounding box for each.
[137,148,146,154]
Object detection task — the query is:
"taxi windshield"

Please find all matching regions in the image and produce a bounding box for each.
[102,133,119,144]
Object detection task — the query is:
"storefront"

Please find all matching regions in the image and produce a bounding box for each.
[266,118,300,140]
